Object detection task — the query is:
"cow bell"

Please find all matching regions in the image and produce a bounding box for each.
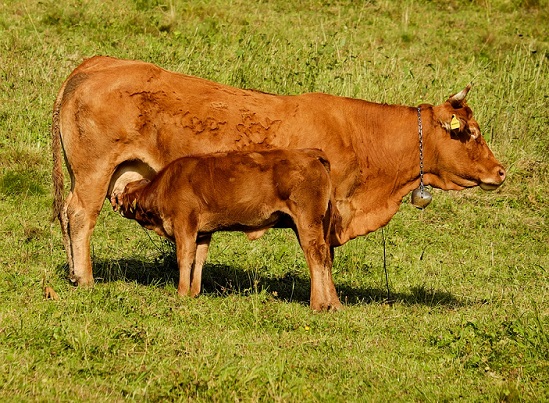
[411,187,432,209]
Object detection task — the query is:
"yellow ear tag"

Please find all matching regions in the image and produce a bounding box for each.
[450,114,460,130]
[131,199,137,212]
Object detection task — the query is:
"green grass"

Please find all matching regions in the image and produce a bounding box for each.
[1,0,548,401]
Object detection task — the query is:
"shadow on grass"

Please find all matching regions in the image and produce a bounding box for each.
[56,258,464,308]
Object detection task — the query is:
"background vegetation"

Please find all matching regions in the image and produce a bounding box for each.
[1,0,547,401]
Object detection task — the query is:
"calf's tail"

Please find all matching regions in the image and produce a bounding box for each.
[326,196,344,246]
[301,148,331,174]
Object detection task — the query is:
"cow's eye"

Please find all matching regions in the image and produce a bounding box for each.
[450,127,470,143]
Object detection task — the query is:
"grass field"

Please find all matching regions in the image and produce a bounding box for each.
[1,0,548,401]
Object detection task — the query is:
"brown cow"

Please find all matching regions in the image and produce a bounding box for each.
[113,148,341,311]
[52,56,506,304]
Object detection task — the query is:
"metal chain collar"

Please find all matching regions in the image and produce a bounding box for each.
[417,106,425,194]
[411,106,433,209]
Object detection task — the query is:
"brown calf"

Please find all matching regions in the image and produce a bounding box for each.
[114,148,342,311]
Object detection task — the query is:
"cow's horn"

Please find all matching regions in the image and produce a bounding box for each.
[450,84,472,102]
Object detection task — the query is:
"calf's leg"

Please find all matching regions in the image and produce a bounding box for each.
[174,239,198,297]
[189,234,211,297]
[173,216,200,297]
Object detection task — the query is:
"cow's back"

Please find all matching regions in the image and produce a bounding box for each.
[58,57,353,176]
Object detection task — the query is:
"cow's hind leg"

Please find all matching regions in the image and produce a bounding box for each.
[64,182,108,285]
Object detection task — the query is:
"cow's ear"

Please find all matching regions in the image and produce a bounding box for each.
[440,114,461,132]
[450,114,461,130]
[440,113,480,140]
[447,84,472,107]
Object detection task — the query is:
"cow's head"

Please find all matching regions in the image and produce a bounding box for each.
[423,85,506,191]
[112,179,151,219]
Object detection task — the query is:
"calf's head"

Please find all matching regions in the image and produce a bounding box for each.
[113,179,151,219]
[424,85,506,191]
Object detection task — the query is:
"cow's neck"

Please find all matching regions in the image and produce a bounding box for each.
[336,103,428,244]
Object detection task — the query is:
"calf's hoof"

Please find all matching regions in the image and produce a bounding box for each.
[177,288,200,298]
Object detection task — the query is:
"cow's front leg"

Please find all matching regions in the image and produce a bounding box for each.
[306,242,342,312]
[295,226,342,311]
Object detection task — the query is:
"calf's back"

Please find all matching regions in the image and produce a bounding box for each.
[119,148,333,237]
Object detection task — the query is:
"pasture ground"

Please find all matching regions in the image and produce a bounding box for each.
[0,0,548,401]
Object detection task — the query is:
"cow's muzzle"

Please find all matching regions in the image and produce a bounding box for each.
[480,166,506,191]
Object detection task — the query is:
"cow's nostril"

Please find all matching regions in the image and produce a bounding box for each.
[497,168,506,183]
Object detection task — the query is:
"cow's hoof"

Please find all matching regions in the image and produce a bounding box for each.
[326,301,344,312]
[72,278,95,287]
[311,300,344,312]
[69,271,95,286]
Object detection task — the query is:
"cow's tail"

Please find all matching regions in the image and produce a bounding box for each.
[51,88,65,223]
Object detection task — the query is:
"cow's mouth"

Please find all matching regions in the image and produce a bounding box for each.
[479,181,502,191]
[479,168,506,191]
